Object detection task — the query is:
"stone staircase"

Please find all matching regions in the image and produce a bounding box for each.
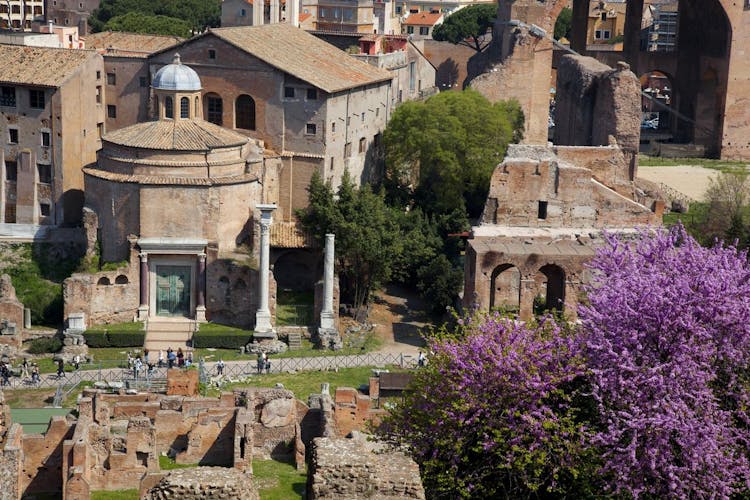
[144,318,196,352]
[287,331,302,350]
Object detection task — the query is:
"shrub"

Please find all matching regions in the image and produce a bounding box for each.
[83,323,145,347]
[192,331,251,349]
[26,337,62,354]
[106,331,146,347]
[82,331,109,348]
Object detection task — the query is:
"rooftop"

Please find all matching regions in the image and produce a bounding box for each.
[85,31,183,58]
[0,45,99,87]
[103,119,249,151]
[403,12,443,26]
[206,24,392,93]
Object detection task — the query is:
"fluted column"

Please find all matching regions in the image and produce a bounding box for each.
[196,252,207,323]
[319,234,335,330]
[137,252,149,320]
[254,204,277,339]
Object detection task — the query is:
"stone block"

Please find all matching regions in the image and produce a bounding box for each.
[166,369,199,396]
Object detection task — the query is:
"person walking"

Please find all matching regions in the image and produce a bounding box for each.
[143,349,150,366]
[20,358,29,379]
[31,364,40,385]
[216,359,225,376]
[176,348,184,367]
[167,348,176,369]
[418,350,426,368]
[73,354,81,370]
[0,363,9,387]
[134,356,142,379]
[264,353,271,374]
[56,358,65,379]
[257,352,264,374]
[158,350,165,368]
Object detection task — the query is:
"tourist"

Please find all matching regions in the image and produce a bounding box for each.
[73,354,81,370]
[167,348,176,369]
[143,349,150,366]
[20,358,29,379]
[56,358,65,378]
[127,352,133,369]
[158,350,164,368]
[134,356,142,379]
[216,359,225,376]
[418,350,426,368]
[257,352,264,374]
[176,348,184,367]
[187,351,193,365]
[184,357,191,368]
[265,353,271,374]
[0,363,9,386]
[31,364,40,385]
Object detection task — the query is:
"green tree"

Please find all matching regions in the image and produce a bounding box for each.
[695,170,750,247]
[554,6,572,40]
[298,171,403,310]
[384,89,523,220]
[432,4,496,52]
[103,12,192,38]
[90,0,220,34]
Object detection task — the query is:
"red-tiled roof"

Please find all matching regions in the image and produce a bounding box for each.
[0,45,99,87]
[85,31,183,58]
[403,12,442,26]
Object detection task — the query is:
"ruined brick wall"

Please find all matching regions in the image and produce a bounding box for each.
[205,257,258,328]
[175,409,236,466]
[144,467,259,500]
[332,387,386,438]
[63,264,139,327]
[309,436,425,499]
[20,417,75,497]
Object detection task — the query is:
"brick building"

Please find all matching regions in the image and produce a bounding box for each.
[0,0,44,30]
[44,0,99,33]
[0,45,104,227]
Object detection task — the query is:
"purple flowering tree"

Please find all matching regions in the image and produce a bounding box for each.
[379,315,594,498]
[580,225,750,498]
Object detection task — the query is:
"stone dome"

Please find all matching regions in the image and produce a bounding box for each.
[152,53,201,91]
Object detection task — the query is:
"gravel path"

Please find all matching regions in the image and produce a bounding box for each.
[638,166,719,202]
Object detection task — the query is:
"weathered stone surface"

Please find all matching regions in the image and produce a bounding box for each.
[309,436,425,499]
[143,467,260,500]
[260,398,294,428]
[166,369,199,396]
[245,339,288,355]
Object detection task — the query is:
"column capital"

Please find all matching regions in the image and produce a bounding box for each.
[139,252,148,262]
[197,252,207,262]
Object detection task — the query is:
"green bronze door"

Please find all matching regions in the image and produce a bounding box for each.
[156,266,191,317]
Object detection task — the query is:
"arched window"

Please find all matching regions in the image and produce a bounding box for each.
[235,94,256,130]
[165,96,174,119]
[194,96,199,117]
[97,276,111,286]
[205,93,223,125]
[180,97,189,118]
[115,275,129,285]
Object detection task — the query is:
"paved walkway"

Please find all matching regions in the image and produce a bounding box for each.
[1,351,416,390]
[638,166,719,201]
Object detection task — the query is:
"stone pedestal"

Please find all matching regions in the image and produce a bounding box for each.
[254,204,277,340]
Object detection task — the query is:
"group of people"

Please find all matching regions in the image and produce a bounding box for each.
[256,352,272,374]
[2,358,42,386]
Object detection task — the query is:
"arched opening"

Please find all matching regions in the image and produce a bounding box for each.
[640,70,674,144]
[115,275,129,285]
[218,276,230,306]
[489,264,521,314]
[204,92,223,125]
[194,96,199,117]
[97,276,111,286]
[180,97,189,118]
[164,96,174,119]
[535,264,566,314]
[234,279,246,290]
[235,94,256,130]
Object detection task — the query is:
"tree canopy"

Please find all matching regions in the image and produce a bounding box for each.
[89,0,220,35]
[102,12,192,38]
[432,4,496,52]
[554,7,572,40]
[383,89,523,220]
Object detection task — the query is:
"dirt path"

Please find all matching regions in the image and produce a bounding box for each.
[638,166,718,201]
[369,284,428,355]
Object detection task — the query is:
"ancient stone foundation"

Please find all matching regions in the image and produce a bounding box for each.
[144,467,260,499]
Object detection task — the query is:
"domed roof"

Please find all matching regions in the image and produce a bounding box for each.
[152,53,201,91]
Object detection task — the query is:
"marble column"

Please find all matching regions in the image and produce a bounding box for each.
[254,204,277,339]
[196,252,207,323]
[137,252,149,320]
[319,234,335,330]
[270,0,279,24]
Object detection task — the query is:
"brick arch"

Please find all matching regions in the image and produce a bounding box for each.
[489,263,521,312]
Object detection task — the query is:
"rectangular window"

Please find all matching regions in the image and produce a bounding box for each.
[376,107,379,117]
[344,142,352,157]
[407,26,414,34]
[207,96,223,125]
[306,123,317,135]
[395,5,402,14]
[4,204,15,223]
[284,86,295,99]
[319,7,326,17]
[358,137,366,153]
[330,157,334,171]
[96,70,101,80]
[603,30,611,40]
[307,88,318,100]
[40,203,50,217]
[107,105,117,118]
[29,89,45,109]
[5,160,17,181]
[41,131,50,147]
[538,201,548,220]
[595,29,602,39]
[601,13,607,21]
[97,123,104,139]
[139,76,148,87]
[419,26,429,35]
[373,133,381,147]
[8,128,18,144]
[331,121,336,133]
[361,112,365,122]
[95,86,102,104]
[106,72,116,85]
[37,163,51,183]
[208,49,216,59]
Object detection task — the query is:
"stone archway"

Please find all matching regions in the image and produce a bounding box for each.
[535,264,566,314]
[489,264,521,313]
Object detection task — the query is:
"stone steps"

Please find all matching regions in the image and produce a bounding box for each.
[144,319,195,351]
[287,332,302,350]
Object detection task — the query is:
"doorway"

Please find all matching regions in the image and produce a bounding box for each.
[156,265,191,317]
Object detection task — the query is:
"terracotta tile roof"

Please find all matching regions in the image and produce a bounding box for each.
[403,12,443,26]
[86,31,183,58]
[0,45,99,87]
[208,24,392,93]
[270,221,316,248]
[103,119,249,151]
[83,167,259,185]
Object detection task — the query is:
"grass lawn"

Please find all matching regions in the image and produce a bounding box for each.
[90,489,139,500]
[85,321,145,333]
[638,155,748,171]
[211,366,405,401]
[2,388,56,408]
[253,459,306,500]
[159,454,197,470]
